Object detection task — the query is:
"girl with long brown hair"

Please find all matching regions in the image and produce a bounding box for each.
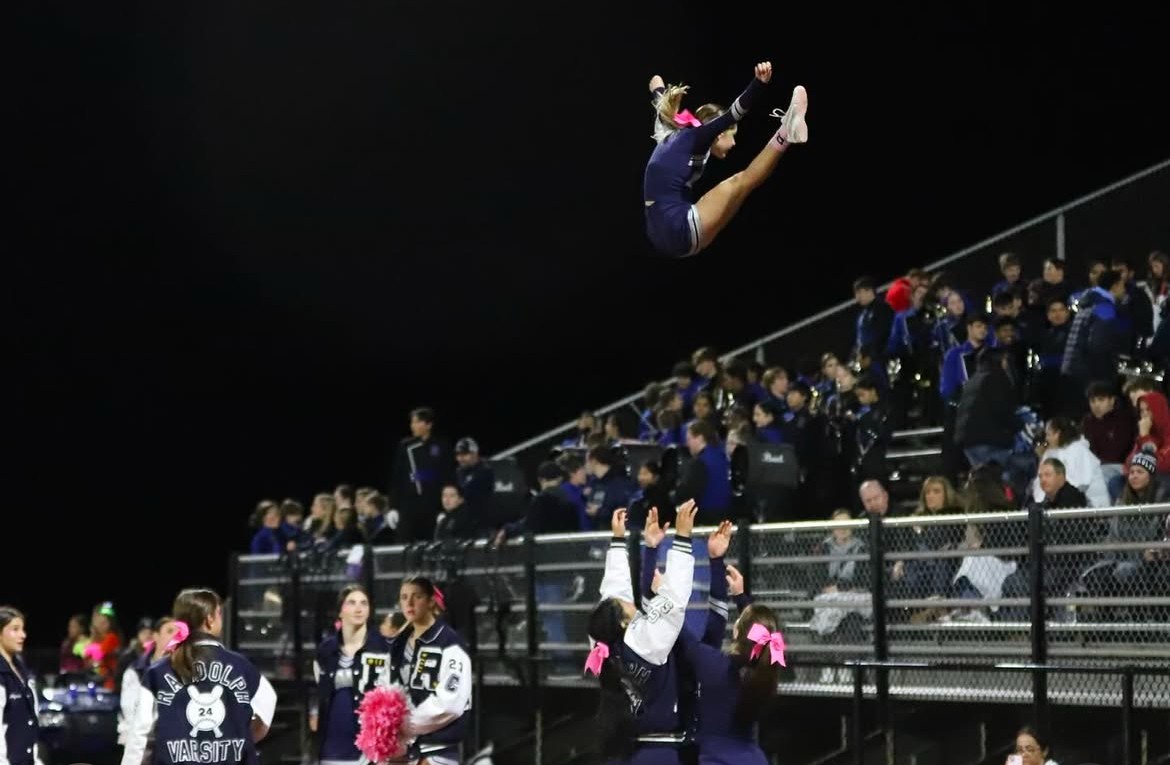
[120,589,276,765]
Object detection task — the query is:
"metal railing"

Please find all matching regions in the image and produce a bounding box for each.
[230,503,1170,705]
[491,157,1170,464]
[831,660,1170,765]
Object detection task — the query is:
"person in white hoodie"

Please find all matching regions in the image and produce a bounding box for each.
[1032,416,1110,508]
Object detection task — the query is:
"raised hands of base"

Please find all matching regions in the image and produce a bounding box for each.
[674,499,698,537]
[707,520,733,559]
[643,506,669,548]
[611,508,628,538]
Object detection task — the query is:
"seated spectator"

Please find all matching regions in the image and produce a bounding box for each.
[1124,377,1170,473]
[656,408,686,447]
[497,461,580,541]
[752,400,785,444]
[810,508,871,680]
[367,493,398,545]
[325,504,364,550]
[434,484,474,541]
[306,493,337,540]
[673,361,701,413]
[250,500,286,555]
[1082,380,1135,496]
[1080,445,1169,603]
[1008,726,1059,765]
[1031,416,1110,508]
[690,390,720,433]
[1039,257,1073,308]
[889,477,965,608]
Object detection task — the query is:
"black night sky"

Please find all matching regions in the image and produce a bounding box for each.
[10,1,1169,647]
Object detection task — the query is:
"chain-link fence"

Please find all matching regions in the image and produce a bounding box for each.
[230,502,1170,710]
[750,518,874,689]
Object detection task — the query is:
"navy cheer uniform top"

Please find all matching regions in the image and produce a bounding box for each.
[597,533,695,764]
[387,619,472,765]
[676,556,763,765]
[0,654,40,765]
[120,640,277,765]
[643,79,765,257]
[313,629,392,764]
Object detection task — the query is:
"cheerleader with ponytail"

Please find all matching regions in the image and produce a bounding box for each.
[586,500,699,765]
[643,63,808,258]
[120,589,277,765]
[674,523,784,765]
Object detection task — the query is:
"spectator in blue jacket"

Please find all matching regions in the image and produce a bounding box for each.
[1061,269,1127,416]
[585,447,636,528]
[941,313,993,403]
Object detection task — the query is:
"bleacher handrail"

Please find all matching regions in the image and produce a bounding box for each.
[492,156,1170,460]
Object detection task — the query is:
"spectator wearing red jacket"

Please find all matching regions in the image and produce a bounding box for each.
[1125,382,1170,473]
[885,268,929,314]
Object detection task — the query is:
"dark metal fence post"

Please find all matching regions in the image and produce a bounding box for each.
[362,544,376,623]
[1028,506,1048,731]
[852,663,865,765]
[523,533,542,765]
[289,552,307,728]
[866,513,889,738]
[1121,668,1135,765]
[738,519,753,596]
[628,531,642,609]
[227,554,240,651]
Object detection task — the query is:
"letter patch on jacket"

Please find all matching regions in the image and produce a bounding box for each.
[410,647,444,691]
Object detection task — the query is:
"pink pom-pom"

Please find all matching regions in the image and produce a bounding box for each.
[354,686,411,763]
[83,643,104,662]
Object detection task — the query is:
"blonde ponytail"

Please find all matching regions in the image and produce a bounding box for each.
[654,84,690,135]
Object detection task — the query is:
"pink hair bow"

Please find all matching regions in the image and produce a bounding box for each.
[584,641,610,676]
[432,586,446,611]
[747,623,786,666]
[142,640,155,656]
[673,109,701,128]
[334,619,343,632]
[165,621,190,652]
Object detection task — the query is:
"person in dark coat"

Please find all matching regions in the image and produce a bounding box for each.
[388,407,454,542]
[955,348,1019,469]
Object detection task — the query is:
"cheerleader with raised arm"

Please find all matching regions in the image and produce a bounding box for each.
[673,524,783,765]
[586,500,699,765]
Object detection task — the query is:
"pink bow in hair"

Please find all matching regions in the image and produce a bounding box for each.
[584,642,610,676]
[673,109,701,128]
[334,620,343,632]
[142,640,155,657]
[432,586,446,611]
[165,621,191,652]
[747,624,786,666]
